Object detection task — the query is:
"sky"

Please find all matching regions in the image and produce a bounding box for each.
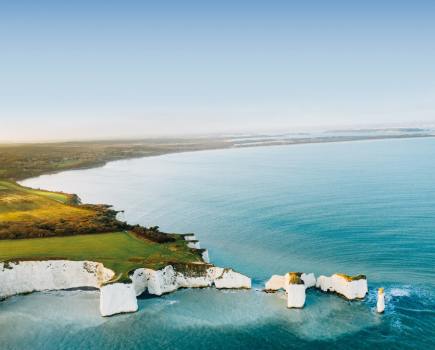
[1,0,435,141]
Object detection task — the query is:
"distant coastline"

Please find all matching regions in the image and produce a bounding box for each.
[1,128,433,182]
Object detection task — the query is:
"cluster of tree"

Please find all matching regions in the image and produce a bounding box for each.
[0,205,128,240]
[129,225,176,243]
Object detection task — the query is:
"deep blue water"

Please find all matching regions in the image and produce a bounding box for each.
[3,138,435,349]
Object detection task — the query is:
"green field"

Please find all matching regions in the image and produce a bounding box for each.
[0,180,126,239]
[0,231,203,283]
[0,180,203,282]
[0,180,89,222]
[0,143,211,280]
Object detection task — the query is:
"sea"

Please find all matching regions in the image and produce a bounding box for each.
[2,137,435,349]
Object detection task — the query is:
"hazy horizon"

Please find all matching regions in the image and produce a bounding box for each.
[1,1,435,141]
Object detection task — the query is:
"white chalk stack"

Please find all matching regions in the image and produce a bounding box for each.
[377,287,385,313]
[264,272,316,309]
[315,274,368,300]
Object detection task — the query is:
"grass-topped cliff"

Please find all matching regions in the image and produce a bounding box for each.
[0,180,126,239]
[0,180,204,283]
[0,231,203,283]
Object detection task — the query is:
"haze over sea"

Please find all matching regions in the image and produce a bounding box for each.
[3,138,435,349]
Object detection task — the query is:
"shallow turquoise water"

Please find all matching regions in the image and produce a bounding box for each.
[4,138,435,349]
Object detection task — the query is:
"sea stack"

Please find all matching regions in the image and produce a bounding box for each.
[285,272,306,308]
[377,288,385,313]
[264,272,316,292]
[264,275,286,292]
[316,273,368,300]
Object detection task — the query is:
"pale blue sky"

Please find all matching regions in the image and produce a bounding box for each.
[1,1,434,141]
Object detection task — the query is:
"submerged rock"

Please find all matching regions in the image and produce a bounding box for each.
[377,287,385,313]
[316,274,368,300]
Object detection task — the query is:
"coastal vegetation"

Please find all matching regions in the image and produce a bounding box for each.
[1,131,430,181]
[336,274,367,281]
[0,231,203,282]
[287,272,304,285]
[0,139,229,181]
[0,134,428,286]
[0,176,204,284]
[0,180,126,239]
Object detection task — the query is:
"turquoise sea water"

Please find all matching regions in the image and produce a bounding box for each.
[3,138,435,349]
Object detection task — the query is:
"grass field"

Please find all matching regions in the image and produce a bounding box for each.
[0,231,203,282]
[0,180,203,282]
[0,180,126,239]
[0,180,90,222]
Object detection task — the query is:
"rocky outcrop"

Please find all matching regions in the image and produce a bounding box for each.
[0,260,114,299]
[214,268,251,289]
[287,284,306,308]
[316,274,368,300]
[377,287,385,313]
[100,283,138,316]
[183,234,197,241]
[285,272,306,308]
[201,250,210,263]
[264,272,316,292]
[0,232,251,317]
[264,272,316,309]
[265,275,286,291]
[300,273,316,288]
[131,264,251,296]
[0,261,251,316]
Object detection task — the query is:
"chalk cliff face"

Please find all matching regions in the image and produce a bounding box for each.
[286,284,306,308]
[264,272,316,309]
[285,272,307,308]
[265,275,286,291]
[264,272,316,292]
[98,264,251,316]
[130,264,251,297]
[201,250,210,263]
[316,274,368,300]
[0,261,114,299]
[300,273,316,288]
[0,261,251,317]
[0,232,251,317]
[100,283,138,316]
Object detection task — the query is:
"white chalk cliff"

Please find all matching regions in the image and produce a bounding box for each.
[100,283,138,316]
[0,234,251,316]
[286,284,306,308]
[130,264,251,297]
[265,275,286,291]
[0,260,114,299]
[284,272,315,308]
[0,261,251,317]
[316,274,368,300]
